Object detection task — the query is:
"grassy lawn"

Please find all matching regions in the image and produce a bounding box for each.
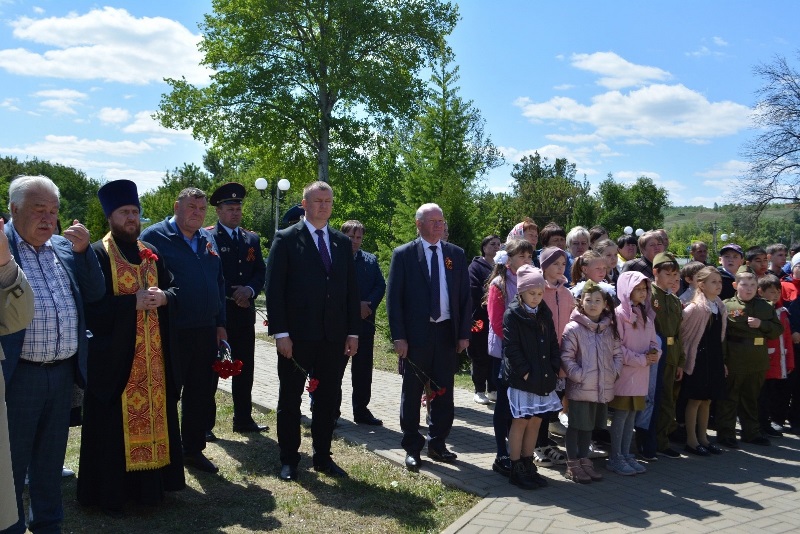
[60,391,478,533]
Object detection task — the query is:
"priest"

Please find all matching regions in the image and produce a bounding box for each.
[77,180,185,516]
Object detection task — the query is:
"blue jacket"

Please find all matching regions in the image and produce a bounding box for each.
[0,221,105,387]
[354,248,386,337]
[140,218,226,329]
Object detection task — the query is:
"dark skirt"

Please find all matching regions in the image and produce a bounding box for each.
[682,311,726,401]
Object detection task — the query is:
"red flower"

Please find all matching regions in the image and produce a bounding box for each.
[212,358,243,379]
[139,248,158,262]
[207,242,218,256]
[471,319,484,333]
[445,257,453,270]
[306,378,320,393]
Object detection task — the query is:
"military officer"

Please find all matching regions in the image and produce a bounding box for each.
[208,182,268,434]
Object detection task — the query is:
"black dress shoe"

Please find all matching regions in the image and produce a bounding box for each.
[205,431,218,442]
[354,413,383,426]
[279,464,298,481]
[684,444,710,456]
[703,443,723,455]
[717,437,739,449]
[233,422,269,433]
[405,453,422,472]
[744,436,771,446]
[184,453,219,473]
[314,460,348,478]
[427,446,457,463]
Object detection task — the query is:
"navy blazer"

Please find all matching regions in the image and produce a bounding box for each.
[386,238,472,347]
[354,248,386,337]
[0,220,105,387]
[265,220,360,343]
[207,222,266,302]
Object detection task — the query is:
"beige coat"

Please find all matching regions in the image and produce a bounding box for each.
[0,260,34,530]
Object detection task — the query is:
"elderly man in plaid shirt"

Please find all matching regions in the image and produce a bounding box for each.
[0,175,104,534]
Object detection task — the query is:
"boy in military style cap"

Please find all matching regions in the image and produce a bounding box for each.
[642,252,685,460]
[208,182,267,434]
[716,266,784,448]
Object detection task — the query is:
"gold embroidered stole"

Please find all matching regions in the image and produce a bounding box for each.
[102,233,170,471]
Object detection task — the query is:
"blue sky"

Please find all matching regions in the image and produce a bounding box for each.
[0,1,798,206]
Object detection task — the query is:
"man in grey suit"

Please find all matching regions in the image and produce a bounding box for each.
[265,181,360,481]
[387,203,471,471]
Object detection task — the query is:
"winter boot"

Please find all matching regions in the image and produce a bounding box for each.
[579,457,603,481]
[521,456,548,487]
[509,459,538,489]
[564,459,591,484]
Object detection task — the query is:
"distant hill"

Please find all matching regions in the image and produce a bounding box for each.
[663,204,797,231]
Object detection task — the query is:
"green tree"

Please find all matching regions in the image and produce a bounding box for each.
[596,175,670,237]
[157,0,458,184]
[509,152,589,227]
[391,47,503,254]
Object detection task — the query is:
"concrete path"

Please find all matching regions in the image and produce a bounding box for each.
[219,325,800,533]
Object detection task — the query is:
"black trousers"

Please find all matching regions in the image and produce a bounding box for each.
[277,339,349,466]
[759,377,793,428]
[351,335,374,417]
[400,320,456,454]
[467,330,495,394]
[226,303,257,425]
[176,326,218,455]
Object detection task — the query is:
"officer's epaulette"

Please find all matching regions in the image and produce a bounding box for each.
[204,225,216,230]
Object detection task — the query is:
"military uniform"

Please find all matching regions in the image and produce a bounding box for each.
[208,183,267,431]
[652,283,685,452]
[717,293,783,442]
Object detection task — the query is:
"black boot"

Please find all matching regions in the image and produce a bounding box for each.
[509,459,537,489]
[521,456,548,487]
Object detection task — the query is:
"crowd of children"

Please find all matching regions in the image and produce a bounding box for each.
[467,219,799,489]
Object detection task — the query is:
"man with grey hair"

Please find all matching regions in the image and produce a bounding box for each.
[140,187,227,474]
[1,175,104,534]
[387,203,471,471]
[266,181,360,481]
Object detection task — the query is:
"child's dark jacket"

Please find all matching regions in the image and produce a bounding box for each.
[502,298,561,395]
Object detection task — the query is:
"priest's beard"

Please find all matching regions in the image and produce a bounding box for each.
[110,220,141,243]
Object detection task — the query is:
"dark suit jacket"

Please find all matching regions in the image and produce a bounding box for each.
[354,249,386,337]
[0,221,105,387]
[386,238,471,347]
[265,220,360,343]
[207,222,266,304]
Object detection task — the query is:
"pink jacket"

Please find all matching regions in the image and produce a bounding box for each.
[487,270,517,357]
[680,294,726,375]
[614,272,661,396]
[543,276,575,342]
[561,309,623,403]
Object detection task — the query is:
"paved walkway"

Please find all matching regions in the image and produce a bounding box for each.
[218,325,800,533]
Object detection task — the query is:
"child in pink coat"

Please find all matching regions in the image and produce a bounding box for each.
[608,271,661,476]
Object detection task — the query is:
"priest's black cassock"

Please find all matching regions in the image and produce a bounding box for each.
[77,236,185,513]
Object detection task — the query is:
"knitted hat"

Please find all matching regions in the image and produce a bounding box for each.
[97,179,140,217]
[516,264,545,293]
[539,246,567,271]
[792,252,800,269]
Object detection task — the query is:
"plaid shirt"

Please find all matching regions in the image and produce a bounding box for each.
[14,228,79,362]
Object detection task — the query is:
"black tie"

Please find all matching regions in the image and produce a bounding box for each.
[232,229,240,252]
[429,245,441,320]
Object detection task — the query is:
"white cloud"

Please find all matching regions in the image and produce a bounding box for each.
[570,52,671,89]
[515,83,752,142]
[32,7,44,15]
[0,134,156,160]
[553,84,574,91]
[97,107,131,124]
[0,98,19,111]
[122,111,191,137]
[32,88,87,114]
[695,160,749,179]
[101,168,166,192]
[713,36,728,47]
[0,7,210,85]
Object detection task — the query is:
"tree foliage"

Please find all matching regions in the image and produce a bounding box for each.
[509,152,593,229]
[157,0,458,184]
[595,176,670,237]
[390,47,502,255]
[742,53,800,210]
